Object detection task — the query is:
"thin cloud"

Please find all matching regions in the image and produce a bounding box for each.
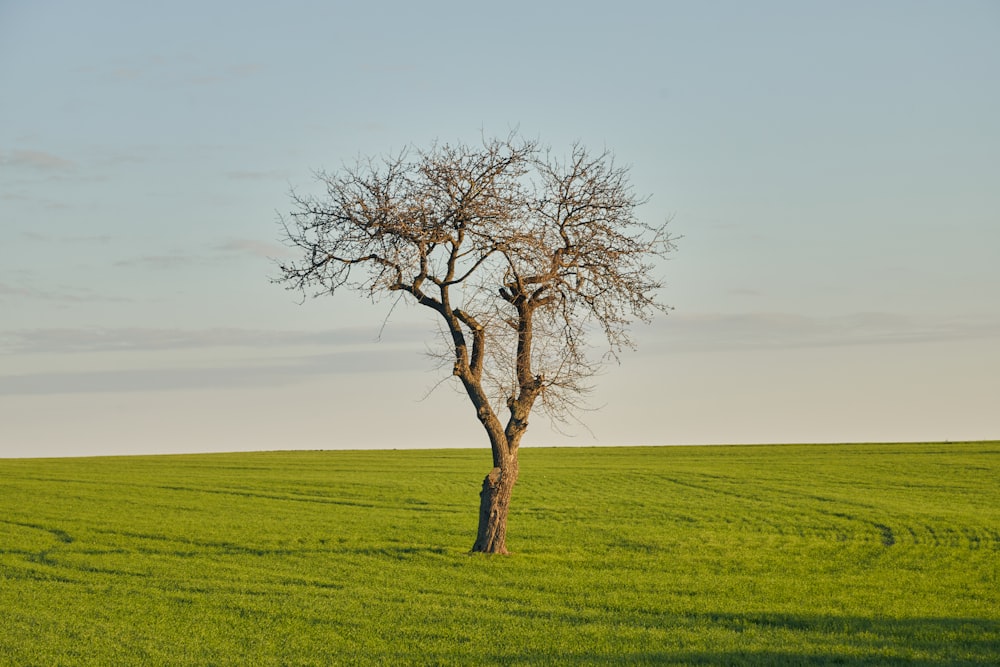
[18,231,113,244]
[727,288,761,297]
[0,281,131,305]
[94,151,148,168]
[652,311,1000,351]
[227,63,265,77]
[0,282,37,299]
[2,190,78,210]
[1,190,32,202]
[216,238,294,260]
[360,64,417,74]
[0,348,426,396]
[110,66,144,81]
[114,236,295,269]
[0,149,76,171]
[226,169,287,181]
[84,56,264,87]
[113,253,198,270]
[187,62,265,85]
[0,325,428,355]
[115,239,293,268]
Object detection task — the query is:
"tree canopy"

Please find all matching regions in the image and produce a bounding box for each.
[277,133,675,552]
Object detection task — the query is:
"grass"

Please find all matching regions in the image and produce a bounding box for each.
[1,442,997,665]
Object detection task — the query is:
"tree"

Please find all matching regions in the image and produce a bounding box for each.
[276,133,675,554]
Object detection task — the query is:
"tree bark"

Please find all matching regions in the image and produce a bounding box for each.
[472,456,519,554]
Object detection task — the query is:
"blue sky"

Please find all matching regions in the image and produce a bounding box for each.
[2,1,998,457]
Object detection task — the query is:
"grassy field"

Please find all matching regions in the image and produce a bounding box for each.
[1,442,997,665]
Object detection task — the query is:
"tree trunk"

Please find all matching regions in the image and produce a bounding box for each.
[471,457,518,554]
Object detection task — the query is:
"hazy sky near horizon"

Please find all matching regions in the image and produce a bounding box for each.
[2,1,998,458]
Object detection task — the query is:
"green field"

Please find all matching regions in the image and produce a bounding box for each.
[1,442,997,665]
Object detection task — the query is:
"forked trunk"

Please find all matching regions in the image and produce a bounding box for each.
[471,457,518,554]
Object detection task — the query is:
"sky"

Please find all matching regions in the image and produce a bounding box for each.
[1,1,998,458]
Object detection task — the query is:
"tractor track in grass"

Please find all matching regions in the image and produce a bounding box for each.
[653,473,996,550]
[0,519,74,545]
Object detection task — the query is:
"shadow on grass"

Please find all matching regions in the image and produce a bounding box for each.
[343,545,454,560]
[496,612,999,665]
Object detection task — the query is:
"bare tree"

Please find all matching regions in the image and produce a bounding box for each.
[276,133,675,554]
